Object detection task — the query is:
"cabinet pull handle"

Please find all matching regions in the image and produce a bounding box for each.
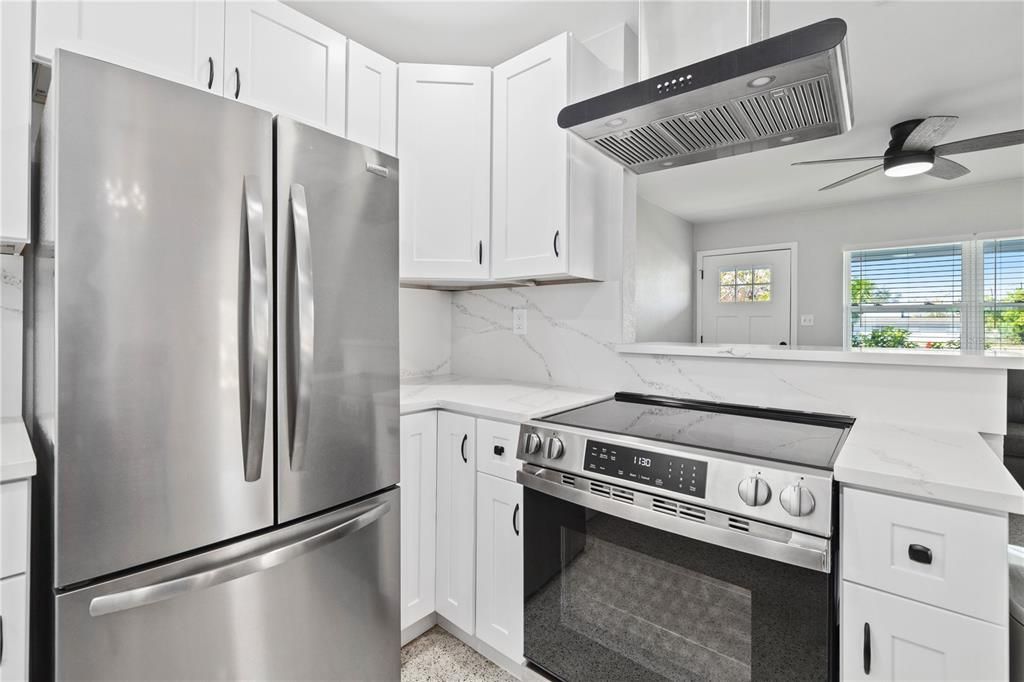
[493,445,505,456]
[460,434,468,463]
[553,230,560,257]
[513,503,520,536]
[207,57,214,90]
[234,67,241,99]
[908,543,932,564]
[863,622,871,674]
[478,240,483,265]
[1,613,4,663]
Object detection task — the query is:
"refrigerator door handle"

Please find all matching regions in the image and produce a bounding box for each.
[88,500,392,618]
[288,183,315,471]
[240,175,269,482]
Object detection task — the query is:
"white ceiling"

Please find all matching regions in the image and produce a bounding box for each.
[638,0,1024,223]
[284,0,639,66]
[287,0,1024,223]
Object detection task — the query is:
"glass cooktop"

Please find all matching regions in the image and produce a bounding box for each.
[539,393,854,470]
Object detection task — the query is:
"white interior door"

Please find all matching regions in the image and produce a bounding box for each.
[699,248,793,345]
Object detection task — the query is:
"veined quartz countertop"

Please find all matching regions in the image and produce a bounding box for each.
[400,376,1024,515]
[400,375,609,423]
[835,419,1024,515]
[1,417,36,483]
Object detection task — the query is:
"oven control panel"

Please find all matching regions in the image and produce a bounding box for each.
[584,440,708,498]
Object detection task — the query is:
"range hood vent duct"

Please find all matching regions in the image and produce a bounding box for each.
[558,18,853,174]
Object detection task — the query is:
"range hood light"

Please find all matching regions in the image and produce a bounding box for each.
[781,136,796,143]
[606,117,626,127]
[748,75,775,88]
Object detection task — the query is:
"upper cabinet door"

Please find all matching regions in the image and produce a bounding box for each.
[34,0,225,93]
[398,64,491,282]
[492,34,569,280]
[224,2,346,134]
[347,41,397,155]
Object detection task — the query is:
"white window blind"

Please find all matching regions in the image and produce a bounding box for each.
[984,237,1024,352]
[848,243,962,350]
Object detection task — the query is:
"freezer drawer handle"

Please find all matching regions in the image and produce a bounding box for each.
[240,175,269,482]
[88,500,391,618]
[288,184,315,472]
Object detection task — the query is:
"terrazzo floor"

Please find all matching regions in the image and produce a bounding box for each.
[401,626,516,681]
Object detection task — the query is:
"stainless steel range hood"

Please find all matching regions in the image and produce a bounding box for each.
[558,18,853,174]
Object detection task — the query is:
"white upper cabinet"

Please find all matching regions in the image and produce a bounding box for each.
[398,64,491,282]
[1,0,32,250]
[35,0,226,93]
[491,33,617,281]
[224,1,346,134]
[346,41,396,156]
[475,473,524,663]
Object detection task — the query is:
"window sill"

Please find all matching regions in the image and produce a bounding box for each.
[616,342,1024,370]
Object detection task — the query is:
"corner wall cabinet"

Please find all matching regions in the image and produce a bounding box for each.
[398,64,492,283]
[346,41,397,155]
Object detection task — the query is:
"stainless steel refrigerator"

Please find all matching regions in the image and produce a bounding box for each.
[25,50,400,680]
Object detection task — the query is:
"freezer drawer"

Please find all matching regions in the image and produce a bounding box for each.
[55,489,400,681]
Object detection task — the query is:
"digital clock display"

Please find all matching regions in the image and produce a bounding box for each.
[583,440,708,498]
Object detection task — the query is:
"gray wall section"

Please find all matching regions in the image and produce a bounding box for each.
[636,198,694,342]
[688,179,1024,347]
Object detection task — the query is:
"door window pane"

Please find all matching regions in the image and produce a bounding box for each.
[719,267,771,303]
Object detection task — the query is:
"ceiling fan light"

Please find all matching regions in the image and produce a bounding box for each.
[883,151,935,177]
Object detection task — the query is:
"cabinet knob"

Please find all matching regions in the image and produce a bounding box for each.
[493,445,505,456]
[908,544,933,564]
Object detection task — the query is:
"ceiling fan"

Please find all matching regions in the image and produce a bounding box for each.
[792,116,1024,191]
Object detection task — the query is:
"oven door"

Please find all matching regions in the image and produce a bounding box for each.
[519,468,835,682]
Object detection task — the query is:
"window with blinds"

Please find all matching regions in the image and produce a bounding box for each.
[848,243,962,350]
[846,236,1024,354]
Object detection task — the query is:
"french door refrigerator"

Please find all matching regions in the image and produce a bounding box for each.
[25,50,400,680]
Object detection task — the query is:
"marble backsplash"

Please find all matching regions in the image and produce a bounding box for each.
[451,280,1007,435]
[400,287,453,379]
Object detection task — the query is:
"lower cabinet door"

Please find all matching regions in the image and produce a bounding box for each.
[842,582,1006,681]
[400,412,438,630]
[0,573,27,681]
[475,473,524,663]
[435,412,477,633]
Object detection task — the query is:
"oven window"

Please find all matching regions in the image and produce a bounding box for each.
[523,488,834,682]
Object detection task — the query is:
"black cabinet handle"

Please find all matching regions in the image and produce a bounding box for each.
[207,57,214,90]
[553,230,560,257]
[234,67,241,99]
[513,503,520,536]
[908,544,933,564]
[863,622,871,674]
[493,445,505,456]
[478,240,483,265]
[460,434,468,463]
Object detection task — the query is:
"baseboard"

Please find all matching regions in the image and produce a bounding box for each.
[401,612,437,646]
[435,613,527,680]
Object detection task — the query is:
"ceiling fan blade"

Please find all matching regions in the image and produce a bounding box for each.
[902,116,959,151]
[926,156,971,180]
[819,164,884,191]
[792,156,885,166]
[934,129,1024,156]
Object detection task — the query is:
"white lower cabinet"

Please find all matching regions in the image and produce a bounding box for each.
[475,472,524,663]
[0,573,27,681]
[400,412,437,631]
[841,581,1006,681]
[435,412,477,633]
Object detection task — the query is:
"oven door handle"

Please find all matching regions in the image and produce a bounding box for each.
[517,467,831,573]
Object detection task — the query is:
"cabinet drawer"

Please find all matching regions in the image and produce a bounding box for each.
[841,581,1006,681]
[0,573,28,681]
[842,488,1007,624]
[476,419,522,482]
[1,480,28,579]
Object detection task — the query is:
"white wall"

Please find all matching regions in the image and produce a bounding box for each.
[399,288,452,378]
[691,179,1024,346]
[636,198,694,342]
[1,255,22,417]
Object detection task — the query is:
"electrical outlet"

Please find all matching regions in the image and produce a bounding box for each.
[513,308,527,335]
[800,314,815,327]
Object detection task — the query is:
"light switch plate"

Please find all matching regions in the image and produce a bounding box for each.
[513,308,527,335]
[800,314,815,327]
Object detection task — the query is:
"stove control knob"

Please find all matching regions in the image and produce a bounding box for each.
[737,476,771,506]
[523,432,542,456]
[780,482,816,517]
[544,437,565,460]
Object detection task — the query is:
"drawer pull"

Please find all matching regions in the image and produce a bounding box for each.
[908,543,933,564]
[494,445,505,456]
[863,622,871,674]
